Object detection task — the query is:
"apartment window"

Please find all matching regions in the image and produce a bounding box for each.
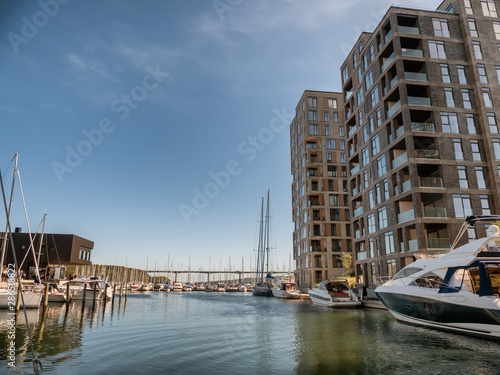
[369,189,376,209]
[368,214,376,234]
[328,98,338,109]
[473,41,483,59]
[494,22,500,39]
[308,110,318,121]
[481,195,491,215]
[368,115,375,133]
[488,113,498,133]
[482,0,498,17]
[325,124,331,136]
[362,147,370,166]
[468,18,479,37]
[339,125,344,137]
[468,227,477,242]
[341,153,346,164]
[445,88,455,107]
[457,65,467,84]
[365,69,373,88]
[363,53,368,70]
[433,18,450,37]
[476,167,487,189]
[377,155,387,178]
[342,66,348,84]
[326,138,335,150]
[429,40,446,59]
[384,179,389,200]
[370,88,379,107]
[496,66,500,83]
[453,194,472,217]
[339,140,345,150]
[483,88,493,107]
[358,65,363,83]
[387,259,397,277]
[326,152,332,163]
[385,232,395,254]
[329,194,339,206]
[441,112,459,133]
[465,0,473,14]
[357,87,364,105]
[369,43,375,61]
[453,139,464,160]
[353,52,357,67]
[471,140,482,161]
[372,134,380,155]
[440,64,450,83]
[363,170,369,189]
[376,108,382,126]
[477,64,488,83]
[378,206,388,229]
[363,125,369,143]
[308,97,318,108]
[309,123,319,135]
[333,112,339,122]
[328,165,337,177]
[458,166,468,188]
[494,140,500,161]
[466,114,477,134]
[461,89,472,109]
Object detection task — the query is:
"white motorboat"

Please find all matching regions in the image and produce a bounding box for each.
[0,287,43,309]
[217,283,226,293]
[238,285,247,293]
[375,216,500,340]
[226,284,238,292]
[172,282,183,292]
[272,277,301,299]
[308,279,361,308]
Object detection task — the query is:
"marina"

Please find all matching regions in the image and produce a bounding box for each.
[2,290,500,374]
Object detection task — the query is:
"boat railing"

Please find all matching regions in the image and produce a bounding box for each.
[373,276,392,286]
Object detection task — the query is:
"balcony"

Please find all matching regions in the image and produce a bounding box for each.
[306,143,317,150]
[351,165,360,175]
[384,29,393,43]
[381,53,395,72]
[420,177,443,188]
[345,91,353,101]
[401,179,412,193]
[404,72,428,81]
[411,122,435,132]
[310,245,322,252]
[352,187,358,196]
[398,26,420,35]
[415,149,439,159]
[348,126,357,137]
[408,239,419,251]
[307,170,319,177]
[357,251,367,261]
[398,209,415,223]
[402,48,424,58]
[396,126,405,139]
[308,199,320,206]
[387,100,402,118]
[408,96,431,106]
[392,152,408,169]
[427,238,451,249]
[354,206,364,217]
[423,207,447,218]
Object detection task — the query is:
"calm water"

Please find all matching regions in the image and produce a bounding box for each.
[1,292,500,374]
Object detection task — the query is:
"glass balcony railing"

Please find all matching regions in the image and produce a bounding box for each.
[392,152,408,169]
[352,187,358,196]
[404,72,428,81]
[351,165,360,175]
[402,179,412,193]
[355,230,361,238]
[396,126,405,138]
[398,209,415,223]
[357,251,367,261]
[387,100,401,118]
[411,122,435,132]
[400,241,405,252]
[415,149,439,159]
[384,29,393,43]
[420,177,443,188]
[348,126,357,137]
[308,200,320,206]
[398,26,420,35]
[310,246,322,252]
[390,75,399,89]
[381,53,395,72]
[427,238,451,249]
[306,143,317,149]
[402,48,424,58]
[354,206,364,217]
[345,91,353,101]
[349,148,355,157]
[423,207,447,218]
[408,239,419,251]
[408,96,431,106]
[307,171,318,177]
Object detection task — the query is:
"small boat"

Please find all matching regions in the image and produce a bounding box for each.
[308,279,361,308]
[238,285,247,293]
[226,284,238,292]
[172,282,183,292]
[217,283,226,293]
[376,215,500,340]
[205,284,214,292]
[272,277,301,299]
[0,283,43,309]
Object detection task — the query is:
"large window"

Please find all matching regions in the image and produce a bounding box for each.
[471,140,482,161]
[370,88,379,107]
[468,18,479,37]
[328,98,338,109]
[488,113,498,133]
[465,0,473,14]
[385,232,395,254]
[462,90,472,109]
[378,206,388,229]
[440,64,450,83]
[357,87,364,105]
[473,41,483,59]
[453,194,472,217]
[483,88,493,107]
[466,114,477,134]
[457,65,467,84]
[326,138,335,150]
[309,123,319,135]
[476,167,487,189]
[445,88,455,107]
[457,166,468,188]
[478,64,488,83]
[368,214,376,234]
[377,155,387,178]
[482,0,498,17]
[441,112,459,133]
[429,41,446,59]
[453,139,464,160]
[481,195,491,215]
[494,22,500,39]
[365,69,373,88]
[433,18,450,37]
[308,96,318,108]
[309,110,318,121]
[372,134,380,155]
[362,147,370,166]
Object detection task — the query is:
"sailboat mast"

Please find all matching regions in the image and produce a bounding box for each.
[265,189,270,277]
[0,153,18,271]
[37,213,47,266]
[257,197,264,284]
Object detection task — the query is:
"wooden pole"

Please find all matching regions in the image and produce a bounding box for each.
[66,282,70,304]
[112,283,116,304]
[82,283,87,306]
[44,282,49,307]
[15,284,21,313]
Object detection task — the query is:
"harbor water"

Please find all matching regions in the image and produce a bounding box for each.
[1,292,500,374]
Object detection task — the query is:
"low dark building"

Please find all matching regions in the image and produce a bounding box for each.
[1,229,93,273]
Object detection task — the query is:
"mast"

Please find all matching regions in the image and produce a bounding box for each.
[0,153,18,271]
[256,197,264,284]
[265,189,270,278]
[36,213,47,267]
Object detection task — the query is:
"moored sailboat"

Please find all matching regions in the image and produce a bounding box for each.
[253,191,274,297]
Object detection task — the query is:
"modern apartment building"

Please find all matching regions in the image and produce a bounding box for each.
[343,0,500,286]
[290,91,352,290]
[291,0,500,289]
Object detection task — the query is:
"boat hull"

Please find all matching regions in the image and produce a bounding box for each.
[271,289,301,299]
[252,286,273,297]
[0,292,43,309]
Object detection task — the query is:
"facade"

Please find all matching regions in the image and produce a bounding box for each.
[2,229,93,273]
[290,90,353,291]
[342,0,500,286]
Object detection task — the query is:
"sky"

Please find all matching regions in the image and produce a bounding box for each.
[0,0,442,273]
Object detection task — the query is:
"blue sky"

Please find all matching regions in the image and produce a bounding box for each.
[0,0,441,273]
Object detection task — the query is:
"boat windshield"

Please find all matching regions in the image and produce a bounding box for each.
[393,267,423,280]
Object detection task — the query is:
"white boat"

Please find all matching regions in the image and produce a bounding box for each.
[272,277,301,299]
[308,279,361,308]
[172,282,183,292]
[0,287,43,309]
[217,283,226,293]
[58,278,111,301]
[226,284,238,292]
[375,216,500,340]
[238,285,247,293]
